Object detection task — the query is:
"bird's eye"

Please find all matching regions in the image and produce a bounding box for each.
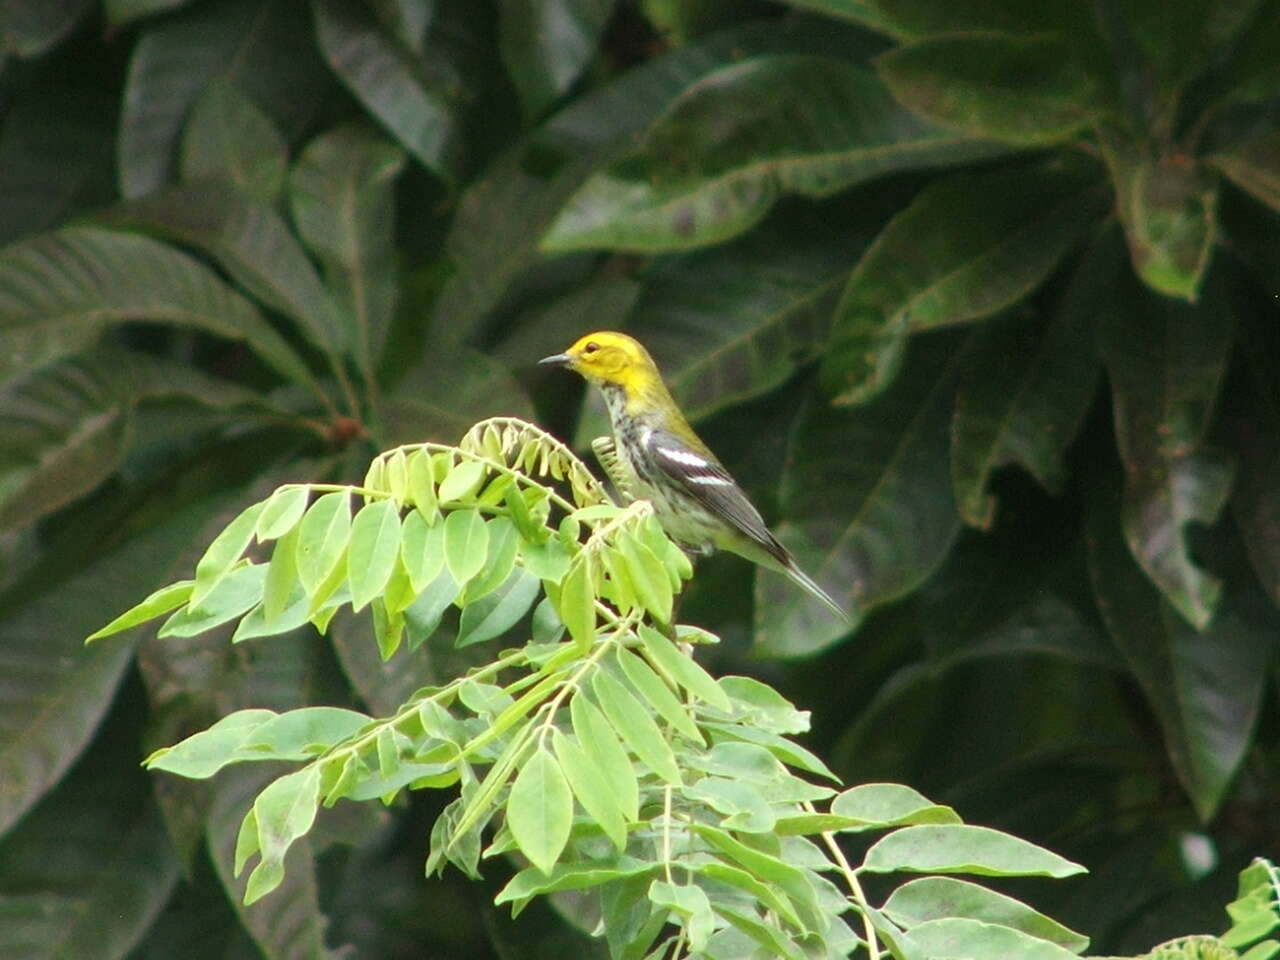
[583,341,600,354]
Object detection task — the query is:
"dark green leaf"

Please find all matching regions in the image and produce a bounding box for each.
[759,335,964,656]
[288,122,406,380]
[497,0,615,121]
[100,182,348,359]
[1210,132,1280,213]
[1097,279,1234,627]
[1,0,93,57]
[104,0,193,27]
[179,80,288,201]
[1105,140,1218,301]
[0,225,313,386]
[118,0,331,198]
[822,163,1105,404]
[878,32,1097,146]
[863,824,1086,878]
[1087,487,1271,820]
[544,55,1011,252]
[951,298,1101,528]
[311,0,462,181]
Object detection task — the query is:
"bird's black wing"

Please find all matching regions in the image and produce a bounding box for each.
[645,428,789,564]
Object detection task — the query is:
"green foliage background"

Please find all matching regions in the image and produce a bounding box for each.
[0,0,1277,957]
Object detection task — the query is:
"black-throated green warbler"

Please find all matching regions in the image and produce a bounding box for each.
[540,331,846,620]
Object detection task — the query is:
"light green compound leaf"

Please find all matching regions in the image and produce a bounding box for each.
[830,783,961,830]
[456,569,540,648]
[462,515,519,604]
[145,709,278,779]
[615,646,702,743]
[592,669,681,785]
[543,54,1011,253]
[507,745,573,876]
[571,694,639,821]
[262,524,301,622]
[638,624,731,711]
[159,563,266,638]
[617,532,673,623]
[551,728,628,851]
[437,460,486,503]
[443,508,489,587]
[255,485,310,541]
[882,876,1090,952]
[295,490,352,596]
[401,508,446,592]
[86,580,194,642]
[347,499,402,612]
[822,163,1105,405]
[556,557,597,653]
[191,501,265,607]
[649,880,716,953]
[242,766,322,904]
[907,917,1083,960]
[863,824,1086,878]
[495,855,653,905]
[407,448,439,521]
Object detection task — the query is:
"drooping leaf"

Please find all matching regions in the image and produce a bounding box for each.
[543,54,1011,253]
[550,728,628,851]
[1087,485,1271,820]
[497,0,616,121]
[288,122,406,382]
[179,79,289,201]
[758,335,965,656]
[1097,276,1234,628]
[877,32,1098,146]
[1104,139,1219,301]
[311,0,462,181]
[0,225,314,387]
[295,490,353,596]
[950,236,1106,527]
[570,694,639,822]
[822,162,1106,405]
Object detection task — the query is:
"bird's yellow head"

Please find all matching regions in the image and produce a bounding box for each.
[539,331,661,392]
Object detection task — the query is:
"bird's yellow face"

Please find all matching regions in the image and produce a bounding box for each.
[539,331,659,390]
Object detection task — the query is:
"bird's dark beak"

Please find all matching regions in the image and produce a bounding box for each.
[539,352,571,367]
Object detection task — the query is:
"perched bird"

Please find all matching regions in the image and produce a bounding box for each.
[540,331,846,620]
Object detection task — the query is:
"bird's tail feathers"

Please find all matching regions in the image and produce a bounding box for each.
[785,562,848,622]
